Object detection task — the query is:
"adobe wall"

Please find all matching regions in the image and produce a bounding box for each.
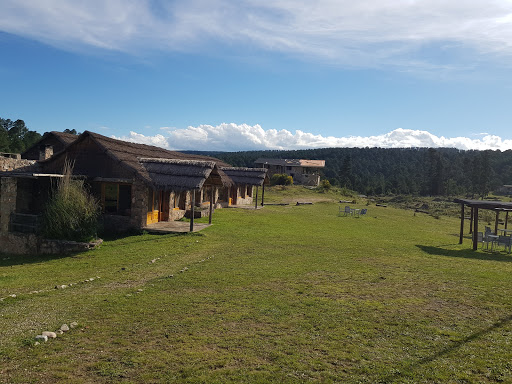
[294,173,321,186]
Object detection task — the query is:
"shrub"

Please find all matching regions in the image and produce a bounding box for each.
[270,174,293,186]
[318,179,331,192]
[41,161,100,242]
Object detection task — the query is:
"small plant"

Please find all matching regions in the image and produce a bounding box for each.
[41,160,100,242]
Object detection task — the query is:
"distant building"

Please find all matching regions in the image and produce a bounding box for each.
[254,158,325,186]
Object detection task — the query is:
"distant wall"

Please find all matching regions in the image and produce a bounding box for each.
[0,156,36,172]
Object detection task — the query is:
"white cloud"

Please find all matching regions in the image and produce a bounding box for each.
[113,123,512,151]
[1,1,512,68]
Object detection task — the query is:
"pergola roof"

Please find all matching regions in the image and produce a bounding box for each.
[454,198,512,211]
[455,198,512,250]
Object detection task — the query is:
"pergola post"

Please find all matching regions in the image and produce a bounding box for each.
[261,183,265,206]
[255,186,259,209]
[495,210,500,235]
[459,203,465,244]
[473,207,479,251]
[190,190,195,232]
[208,187,214,225]
[469,207,474,234]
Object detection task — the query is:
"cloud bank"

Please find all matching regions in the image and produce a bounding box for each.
[114,123,512,152]
[1,1,512,68]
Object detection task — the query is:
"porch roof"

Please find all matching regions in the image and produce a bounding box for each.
[221,167,269,186]
[139,158,232,191]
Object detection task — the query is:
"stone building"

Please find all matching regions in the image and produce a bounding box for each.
[0,131,269,249]
[253,158,325,186]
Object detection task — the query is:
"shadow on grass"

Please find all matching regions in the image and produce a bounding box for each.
[0,252,75,267]
[383,313,512,381]
[0,231,206,267]
[417,245,512,263]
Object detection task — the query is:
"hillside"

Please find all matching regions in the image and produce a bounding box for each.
[188,147,512,197]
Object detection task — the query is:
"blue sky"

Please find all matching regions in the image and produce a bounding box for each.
[1,1,512,151]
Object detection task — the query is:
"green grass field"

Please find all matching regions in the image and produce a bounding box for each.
[1,187,512,383]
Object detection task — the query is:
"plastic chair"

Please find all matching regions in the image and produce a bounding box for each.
[498,235,512,253]
[342,206,352,216]
[359,209,367,217]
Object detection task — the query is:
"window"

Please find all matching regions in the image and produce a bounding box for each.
[103,183,131,215]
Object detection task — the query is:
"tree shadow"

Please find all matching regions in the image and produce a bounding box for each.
[416,245,512,263]
[382,313,512,382]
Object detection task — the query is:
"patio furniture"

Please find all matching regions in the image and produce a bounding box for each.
[341,206,352,216]
[497,235,512,253]
[359,208,367,217]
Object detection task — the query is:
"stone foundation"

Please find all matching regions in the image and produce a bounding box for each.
[0,232,102,255]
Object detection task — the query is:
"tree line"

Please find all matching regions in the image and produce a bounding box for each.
[192,147,509,198]
[0,117,41,153]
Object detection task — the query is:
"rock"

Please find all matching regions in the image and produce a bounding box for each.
[60,324,70,332]
[56,330,64,335]
[70,322,78,328]
[89,277,95,281]
[9,294,16,298]
[42,331,57,339]
[34,341,40,346]
[137,289,143,292]
[35,335,48,342]
[167,275,174,278]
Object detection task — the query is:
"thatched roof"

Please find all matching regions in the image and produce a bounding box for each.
[40,131,232,190]
[221,167,269,186]
[140,158,232,191]
[22,131,78,160]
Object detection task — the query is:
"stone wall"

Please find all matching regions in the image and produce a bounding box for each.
[0,232,102,255]
[130,180,148,229]
[0,157,36,172]
[0,177,17,233]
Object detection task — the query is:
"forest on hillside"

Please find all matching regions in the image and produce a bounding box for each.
[191,147,509,198]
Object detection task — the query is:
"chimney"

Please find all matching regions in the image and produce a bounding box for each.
[39,145,53,161]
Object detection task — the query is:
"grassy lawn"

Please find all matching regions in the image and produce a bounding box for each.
[2,187,512,383]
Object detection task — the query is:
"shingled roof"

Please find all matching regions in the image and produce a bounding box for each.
[221,167,269,186]
[40,131,232,190]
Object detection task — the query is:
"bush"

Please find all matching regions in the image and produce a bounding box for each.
[270,174,293,186]
[41,161,100,242]
[318,179,331,192]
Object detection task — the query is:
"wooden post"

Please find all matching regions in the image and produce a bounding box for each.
[473,207,479,251]
[254,186,259,209]
[459,203,465,244]
[506,211,509,230]
[495,210,500,235]
[208,187,214,225]
[469,207,473,234]
[261,183,265,206]
[190,190,195,232]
